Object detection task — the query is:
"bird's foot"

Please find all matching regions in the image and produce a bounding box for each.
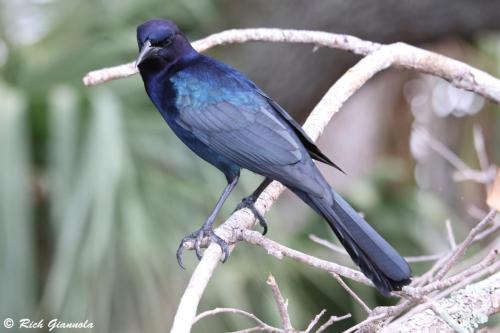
[176,227,229,269]
[235,196,268,235]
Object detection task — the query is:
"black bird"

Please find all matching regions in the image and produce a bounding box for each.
[135,19,411,295]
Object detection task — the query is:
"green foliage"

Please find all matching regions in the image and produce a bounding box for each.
[0,81,35,326]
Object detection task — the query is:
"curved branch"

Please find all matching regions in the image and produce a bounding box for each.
[83,29,500,103]
[82,29,380,86]
[193,308,282,333]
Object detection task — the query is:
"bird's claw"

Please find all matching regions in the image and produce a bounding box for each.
[176,227,230,269]
[235,196,268,235]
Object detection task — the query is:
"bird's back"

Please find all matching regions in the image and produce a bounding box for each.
[166,55,328,197]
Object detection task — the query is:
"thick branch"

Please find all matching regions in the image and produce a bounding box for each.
[383,271,500,332]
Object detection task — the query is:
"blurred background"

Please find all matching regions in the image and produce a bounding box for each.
[0,0,499,332]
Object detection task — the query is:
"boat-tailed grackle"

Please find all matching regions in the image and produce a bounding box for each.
[135,19,411,295]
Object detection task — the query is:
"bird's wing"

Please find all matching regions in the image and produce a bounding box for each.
[174,96,325,197]
[260,94,345,174]
[215,61,343,172]
[175,100,302,167]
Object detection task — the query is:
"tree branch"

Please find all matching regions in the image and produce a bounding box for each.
[383,271,500,332]
[304,310,326,333]
[310,233,448,263]
[83,29,500,103]
[193,308,282,333]
[241,230,371,286]
[315,314,352,333]
[330,273,371,314]
[193,277,350,333]
[266,275,295,332]
[434,209,497,280]
[426,296,469,333]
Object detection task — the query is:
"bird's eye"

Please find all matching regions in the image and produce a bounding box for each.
[159,37,173,47]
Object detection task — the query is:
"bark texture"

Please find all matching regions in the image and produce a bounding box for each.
[383,272,500,332]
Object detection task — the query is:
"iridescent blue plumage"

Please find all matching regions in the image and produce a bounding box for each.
[136,19,411,295]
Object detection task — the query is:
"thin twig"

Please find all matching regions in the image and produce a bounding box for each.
[266,275,294,332]
[413,210,499,286]
[385,270,500,332]
[405,253,448,263]
[412,254,449,286]
[310,233,447,263]
[473,125,493,193]
[315,314,352,333]
[414,126,497,186]
[304,310,326,333]
[397,258,500,323]
[330,273,371,314]
[228,326,273,333]
[309,234,348,256]
[445,220,457,250]
[342,313,386,333]
[405,247,498,298]
[414,127,493,184]
[192,307,282,333]
[250,234,498,332]
[434,259,500,303]
[351,251,500,332]
[434,209,497,280]
[242,230,372,286]
[474,221,500,241]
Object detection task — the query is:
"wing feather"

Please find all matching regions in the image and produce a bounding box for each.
[176,101,302,168]
[171,60,325,196]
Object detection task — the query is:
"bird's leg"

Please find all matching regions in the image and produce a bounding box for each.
[176,175,239,268]
[235,178,272,235]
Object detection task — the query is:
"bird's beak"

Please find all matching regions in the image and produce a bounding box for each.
[135,40,157,67]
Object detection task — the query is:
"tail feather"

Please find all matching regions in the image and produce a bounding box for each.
[293,188,411,296]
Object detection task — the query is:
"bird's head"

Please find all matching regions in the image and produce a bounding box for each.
[136,19,195,68]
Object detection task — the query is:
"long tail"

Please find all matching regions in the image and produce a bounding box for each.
[293,187,411,295]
